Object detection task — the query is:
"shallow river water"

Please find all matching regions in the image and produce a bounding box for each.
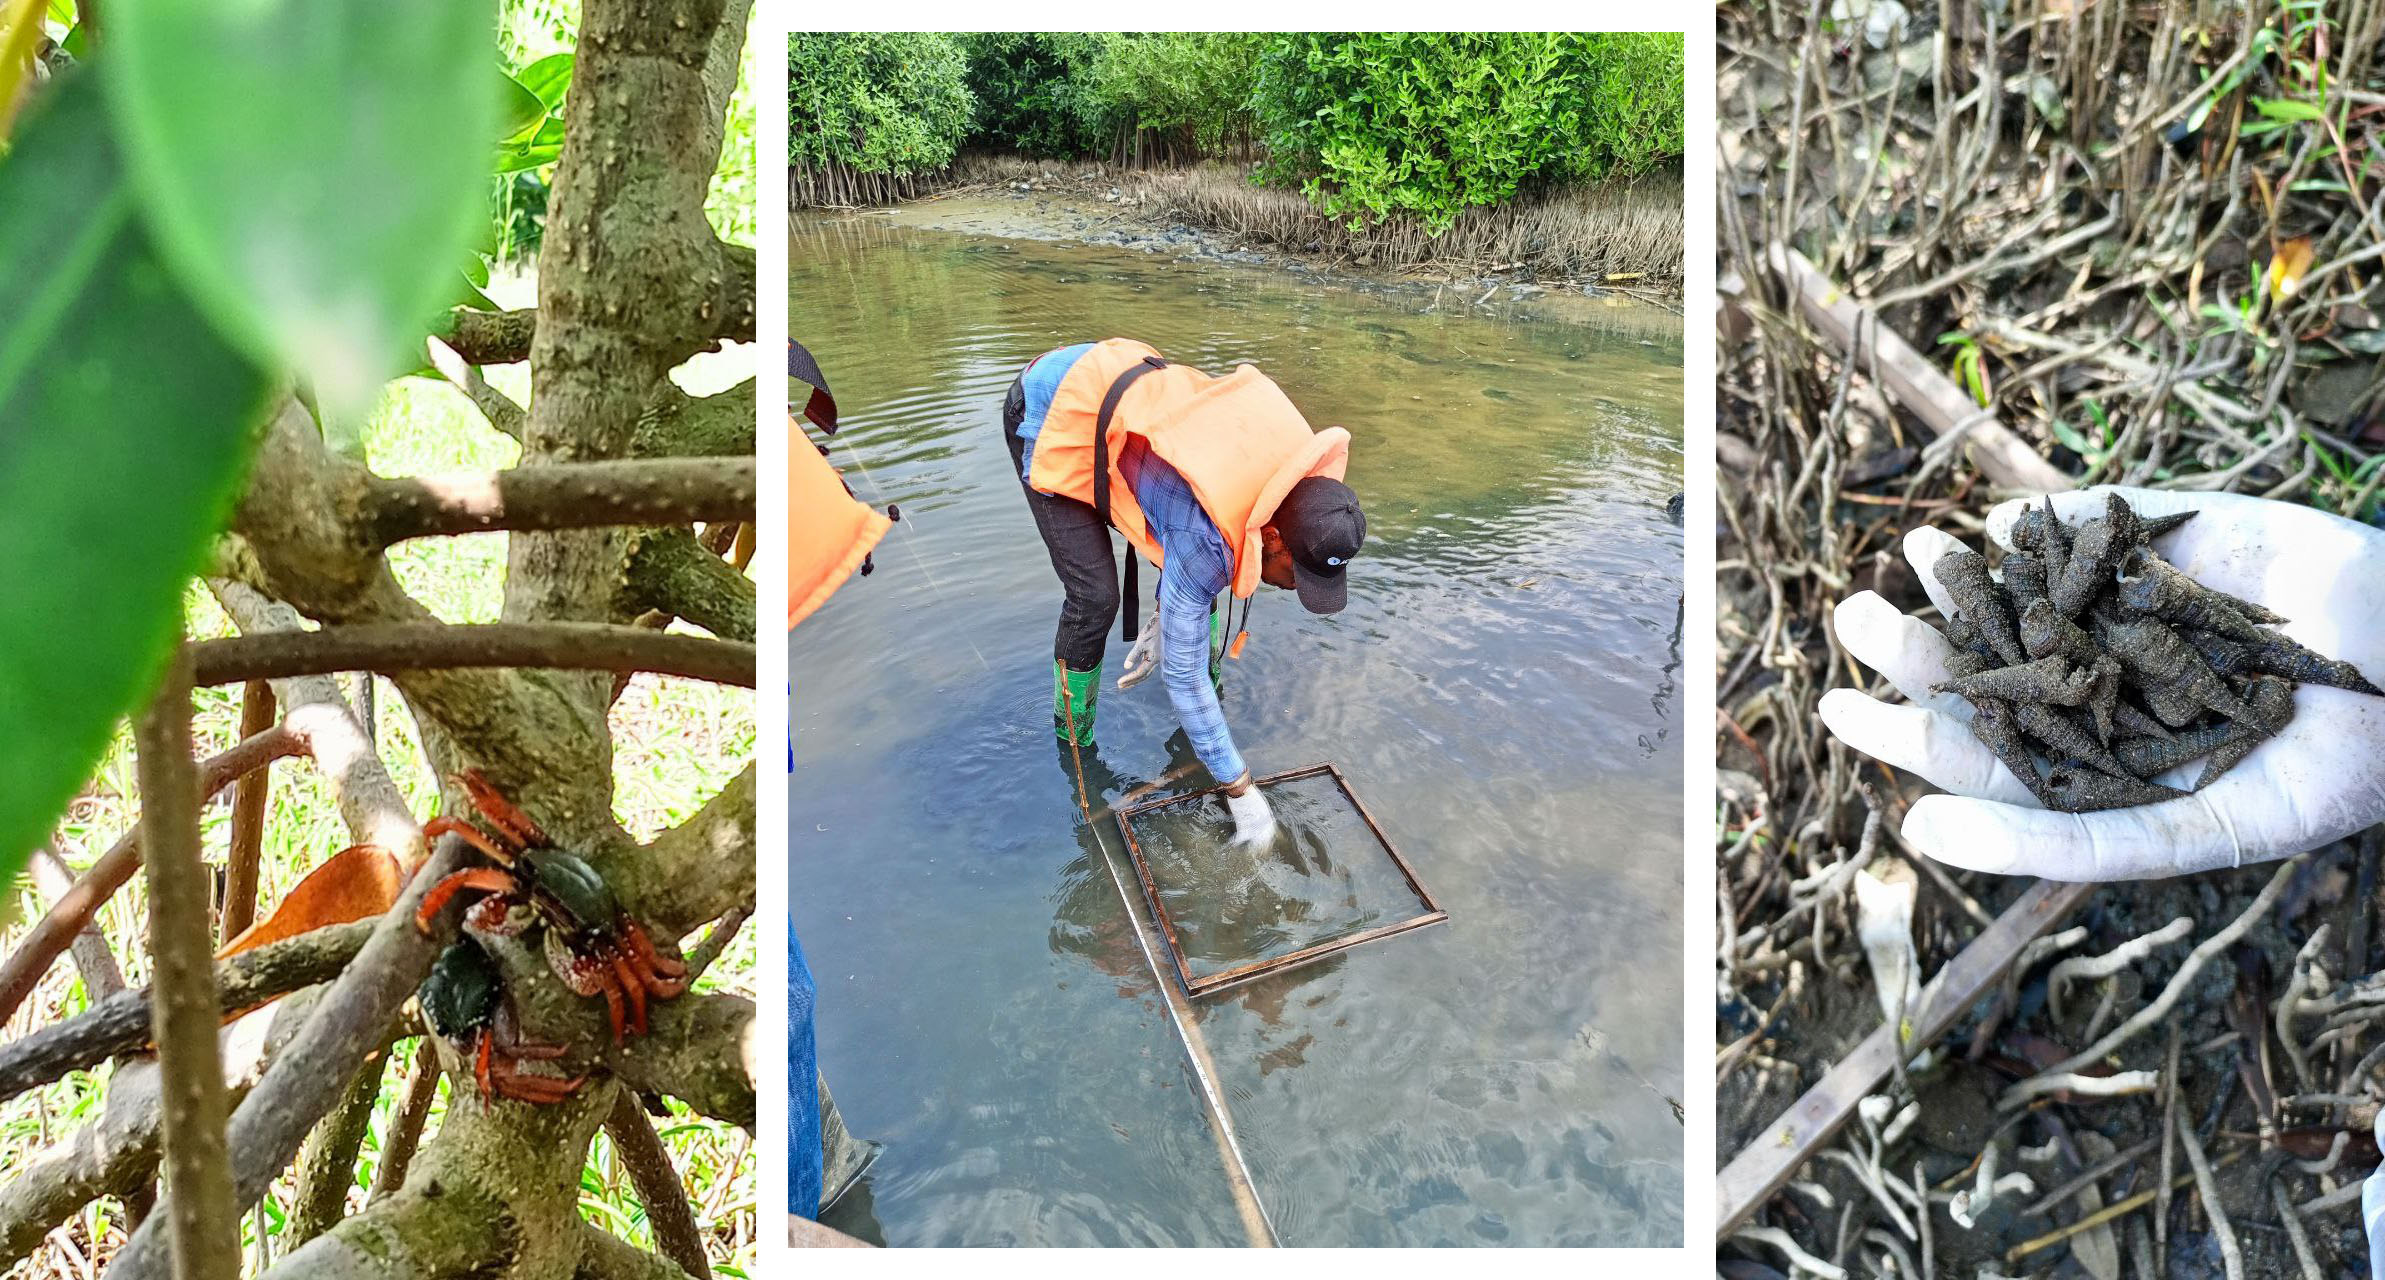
[791,214,1686,1247]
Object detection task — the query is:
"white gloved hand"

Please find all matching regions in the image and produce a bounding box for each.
[1818,486,2385,881]
[1117,611,1160,690]
[2367,1106,2385,1276]
[1223,775,1277,848]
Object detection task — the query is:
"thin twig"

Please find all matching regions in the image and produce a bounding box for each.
[137,644,241,1280]
[221,680,277,941]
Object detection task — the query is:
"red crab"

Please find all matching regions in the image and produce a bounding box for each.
[420,937,588,1106]
[414,770,689,1044]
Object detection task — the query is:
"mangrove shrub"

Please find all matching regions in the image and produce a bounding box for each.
[960,33,1108,159]
[1251,32,1686,231]
[1087,33,1262,161]
[789,32,974,175]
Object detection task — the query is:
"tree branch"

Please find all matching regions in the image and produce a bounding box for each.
[137,645,242,1280]
[576,1222,698,1280]
[612,992,754,1132]
[253,1165,520,1280]
[356,457,754,547]
[0,921,373,1105]
[430,240,752,370]
[26,848,124,1001]
[603,1091,710,1279]
[429,306,538,366]
[621,764,754,935]
[290,1043,393,1245]
[365,1039,439,1203]
[508,0,739,740]
[112,835,473,1276]
[633,379,754,459]
[222,680,277,940]
[0,726,305,1028]
[620,530,756,641]
[189,623,755,690]
[209,582,422,860]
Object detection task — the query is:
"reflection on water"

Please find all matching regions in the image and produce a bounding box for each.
[792,214,1686,1246]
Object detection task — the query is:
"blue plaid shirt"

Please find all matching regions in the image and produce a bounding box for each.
[1017,348,1245,783]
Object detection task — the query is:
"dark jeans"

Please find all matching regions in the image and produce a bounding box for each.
[1004,371,1118,672]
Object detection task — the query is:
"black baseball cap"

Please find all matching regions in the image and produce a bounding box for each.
[1276,476,1365,614]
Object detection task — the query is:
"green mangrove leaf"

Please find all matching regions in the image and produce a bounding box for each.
[0,72,268,895]
[517,52,574,111]
[497,67,547,141]
[102,0,499,419]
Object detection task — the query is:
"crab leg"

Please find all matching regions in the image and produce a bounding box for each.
[597,976,628,1046]
[611,954,649,1037]
[475,1032,497,1109]
[413,869,519,934]
[456,769,553,851]
[423,817,513,863]
[620,920,691,992]
[493,1069,588,1104]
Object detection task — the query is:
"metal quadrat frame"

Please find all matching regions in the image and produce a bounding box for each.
[1114,762,1447,998]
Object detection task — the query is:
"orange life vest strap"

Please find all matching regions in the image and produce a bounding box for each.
[1094,354,1167,643]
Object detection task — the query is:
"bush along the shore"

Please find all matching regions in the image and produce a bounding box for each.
[787,32,1685,279]
[788,32,973,206]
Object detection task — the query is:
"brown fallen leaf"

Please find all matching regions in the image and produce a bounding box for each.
[216,843,403,962]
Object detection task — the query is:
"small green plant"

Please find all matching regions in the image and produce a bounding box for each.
[1936,332,1993,408]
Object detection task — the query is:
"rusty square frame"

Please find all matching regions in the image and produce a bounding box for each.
[1114,762,1447,999]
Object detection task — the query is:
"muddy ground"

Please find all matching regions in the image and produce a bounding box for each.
[1716,3,2385,1277]
[846,177,1681,330]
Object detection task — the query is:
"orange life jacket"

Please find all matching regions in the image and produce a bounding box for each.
[1025,338,1350,600]
[790,420,891,630]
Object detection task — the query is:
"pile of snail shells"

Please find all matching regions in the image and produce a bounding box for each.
[1925,492,2381,813]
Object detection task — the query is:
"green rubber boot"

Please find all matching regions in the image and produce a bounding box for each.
[1054,660,1100,745]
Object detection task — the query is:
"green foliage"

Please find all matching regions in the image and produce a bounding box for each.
[1251,32,1685,232]
[1085,33,1260,156]
[960,32,1106,158]
[0,72,269,904]
[789,32,974,175]
[105,0,502,417]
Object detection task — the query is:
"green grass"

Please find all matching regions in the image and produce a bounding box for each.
[0,376,757,1274]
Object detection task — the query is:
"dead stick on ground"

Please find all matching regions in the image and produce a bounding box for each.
[136,644,241,1280]
[2005,1150,2244,1262]
[188,623,756,689]
[604,1091,711,1279]
[222,680,277,941]
[1716,878,2097,1237]
[1768,244,2075,493]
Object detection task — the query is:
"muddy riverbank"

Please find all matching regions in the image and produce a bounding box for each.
[804,158,1682,321]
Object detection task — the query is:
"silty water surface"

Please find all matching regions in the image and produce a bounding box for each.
[792,214,1685,1246]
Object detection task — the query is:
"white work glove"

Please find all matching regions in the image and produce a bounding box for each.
[1818,486,2385,881]
[1117,610,1160,690]
[1223,774,1277,848]
[2368,1107,2385,1277]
